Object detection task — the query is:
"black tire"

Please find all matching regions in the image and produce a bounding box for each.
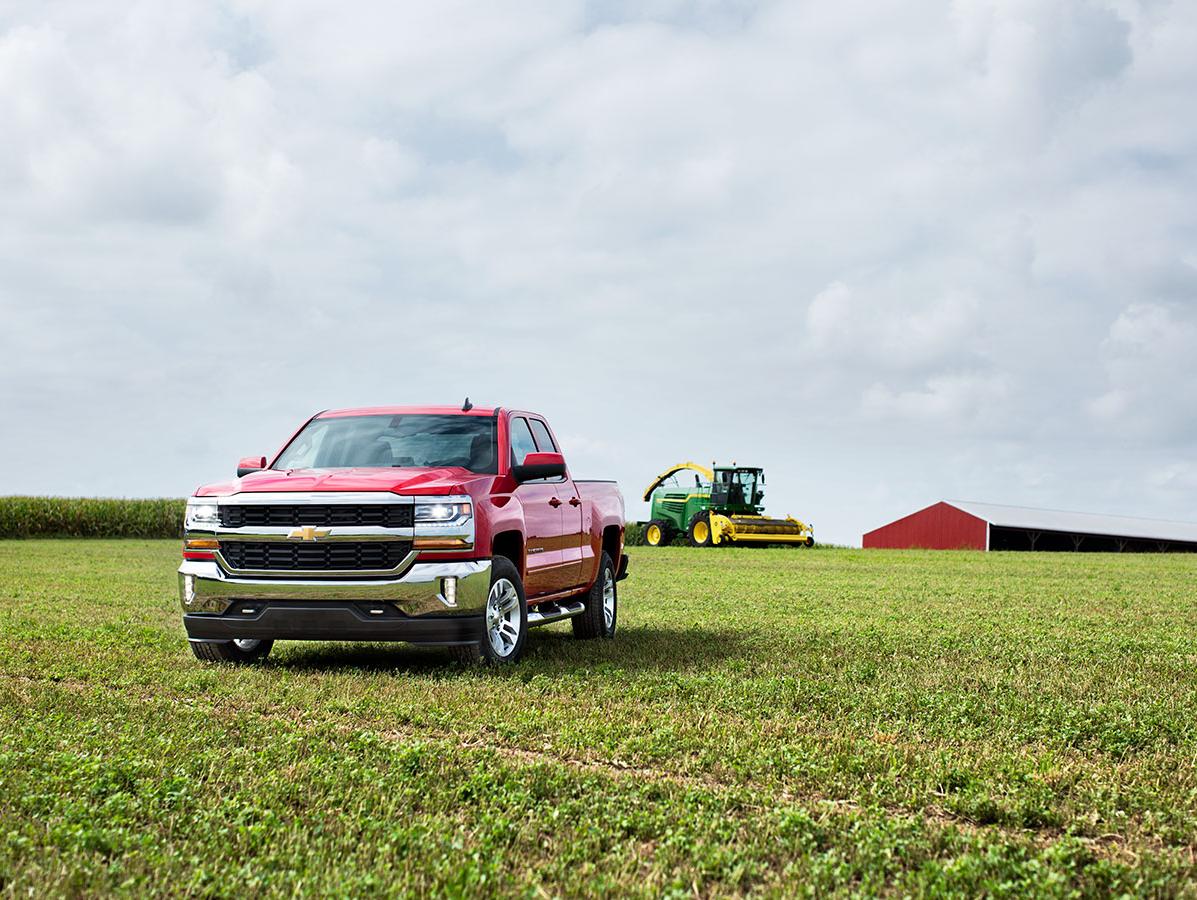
[644,519,673,547]
[804,536,815,548]
[572,552,617,640]
[190,638,273,664]
[688,512,713,547]
[449,556,528,665]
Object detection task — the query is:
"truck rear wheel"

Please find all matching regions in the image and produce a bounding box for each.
[190,638,273,664]
[644,520,672,547]
[688,512,713,547]
[572,552,617,640]
[449,556,528,665]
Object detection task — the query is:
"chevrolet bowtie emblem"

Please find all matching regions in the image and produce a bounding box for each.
[287,526,331,541]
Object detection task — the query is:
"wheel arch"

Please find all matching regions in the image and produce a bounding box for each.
[601,523,622,565]
[491,529,525,579]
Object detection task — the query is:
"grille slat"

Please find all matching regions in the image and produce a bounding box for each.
[220,504,414,529]
[221,541,411,571]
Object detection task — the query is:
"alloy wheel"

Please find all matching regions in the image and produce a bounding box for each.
[602,566,616,631]
[486,578,522,657]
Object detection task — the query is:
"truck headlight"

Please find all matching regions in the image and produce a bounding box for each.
[184,498,220,530]
[413,498,474,550]
[414,500,472,524]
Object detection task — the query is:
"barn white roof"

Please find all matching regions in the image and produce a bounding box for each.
[946,500,1197,543]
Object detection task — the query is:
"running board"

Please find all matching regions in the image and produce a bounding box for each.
[527,600,586,626]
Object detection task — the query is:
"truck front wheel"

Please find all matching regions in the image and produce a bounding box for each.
[189,638,274,664]
[450,556,528,665]
[572,552,617,640]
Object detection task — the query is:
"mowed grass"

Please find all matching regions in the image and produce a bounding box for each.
[2,542,1197,896]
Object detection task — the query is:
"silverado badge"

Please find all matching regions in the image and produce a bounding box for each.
[287,526,331,541]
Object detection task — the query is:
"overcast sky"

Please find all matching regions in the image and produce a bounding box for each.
[1,0,1195,545]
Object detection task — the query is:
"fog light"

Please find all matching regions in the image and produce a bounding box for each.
[441,577,457,607]
[183,574,196,605]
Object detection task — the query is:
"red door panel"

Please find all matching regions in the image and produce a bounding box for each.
[509,415,574,597]
[523,416,586,592]
[518,482,571,596]
[558,482,586,590]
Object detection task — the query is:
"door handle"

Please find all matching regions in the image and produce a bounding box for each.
[549,497,562,508]
[569,497,582,507]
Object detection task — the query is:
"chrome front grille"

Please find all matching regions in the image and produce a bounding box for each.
[220,541,412,572]
[219,504,414,529]
[203,493,419,577]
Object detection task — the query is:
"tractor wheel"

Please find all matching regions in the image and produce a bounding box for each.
[804,536,815,548]
[644,520,672,547]
[688,512,713,547]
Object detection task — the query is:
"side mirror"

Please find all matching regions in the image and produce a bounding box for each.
[512,451,566,483]
[237,456,267,477]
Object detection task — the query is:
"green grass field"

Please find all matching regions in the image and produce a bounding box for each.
[2,541,1197,896]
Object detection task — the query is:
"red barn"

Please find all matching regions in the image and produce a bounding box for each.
[863,501,1197,552]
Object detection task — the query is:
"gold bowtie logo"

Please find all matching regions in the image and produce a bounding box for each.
[287,526,331,541]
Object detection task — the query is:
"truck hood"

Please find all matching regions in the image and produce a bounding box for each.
[195,467,487,497]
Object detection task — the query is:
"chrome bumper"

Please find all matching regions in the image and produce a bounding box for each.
[177,559,491,618]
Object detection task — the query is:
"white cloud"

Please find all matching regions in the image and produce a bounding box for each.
[805,280,983,372]
[863,372,1010,424]
[1,0,1196,543]
[1089,303,1197,442]
[953,0,1132,129]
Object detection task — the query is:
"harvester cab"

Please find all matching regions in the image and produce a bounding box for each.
[710,466,765,513]
[642,461,814,548]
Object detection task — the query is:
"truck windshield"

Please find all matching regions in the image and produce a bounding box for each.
[273,415,498,473]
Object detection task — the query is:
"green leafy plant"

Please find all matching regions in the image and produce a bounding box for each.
[0,497,184,539]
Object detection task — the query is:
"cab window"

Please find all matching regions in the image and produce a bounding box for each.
[528,418,558,453]
[509,417,538,467]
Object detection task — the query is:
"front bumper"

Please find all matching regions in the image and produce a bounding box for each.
[183,601,482,645]
[178,558,490,645]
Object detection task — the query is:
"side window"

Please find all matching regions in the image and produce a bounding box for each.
[528,419,558,453]
[509,417,538,467]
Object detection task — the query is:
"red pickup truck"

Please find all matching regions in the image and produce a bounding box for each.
[179,405,628,665]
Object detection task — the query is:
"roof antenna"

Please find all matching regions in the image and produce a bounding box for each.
[462,397,473,412]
